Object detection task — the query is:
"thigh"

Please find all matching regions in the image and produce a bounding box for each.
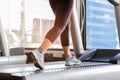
[49,0,58,13]
[54,0,74,28]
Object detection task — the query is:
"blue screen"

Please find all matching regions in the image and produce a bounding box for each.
[86,0,118,49]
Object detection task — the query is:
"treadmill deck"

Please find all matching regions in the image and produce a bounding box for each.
[0,61,120,80]
[0,61,110,74]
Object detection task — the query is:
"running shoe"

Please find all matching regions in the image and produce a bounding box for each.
[29,49,45,69]
[65,57,81,66]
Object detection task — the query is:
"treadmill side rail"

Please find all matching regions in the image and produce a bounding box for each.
[79,49,97,61]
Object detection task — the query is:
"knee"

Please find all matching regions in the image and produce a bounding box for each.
[54,26,65,34]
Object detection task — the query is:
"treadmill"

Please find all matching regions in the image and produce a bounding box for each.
[1,0,120,80]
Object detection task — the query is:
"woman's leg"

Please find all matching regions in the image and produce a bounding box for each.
[30,0,76,68]
[39,0,74,52]
[47,0,71,57]
[61,22,81,66]
[61,23,71,57]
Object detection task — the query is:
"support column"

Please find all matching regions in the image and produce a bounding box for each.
[71,2,84,54]
[114,5,120,47]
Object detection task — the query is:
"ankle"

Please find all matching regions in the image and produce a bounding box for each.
[37,48,45,54]
[65,54,72,59]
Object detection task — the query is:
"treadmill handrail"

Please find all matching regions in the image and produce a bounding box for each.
[108,0,120,6]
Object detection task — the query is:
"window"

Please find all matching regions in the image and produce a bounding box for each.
[86,0,119,49]
[0,0,74,49]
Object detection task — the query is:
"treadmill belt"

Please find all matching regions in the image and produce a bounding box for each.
[0,61,119,80]
[0,61,110,74]
[42,61,111,73]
